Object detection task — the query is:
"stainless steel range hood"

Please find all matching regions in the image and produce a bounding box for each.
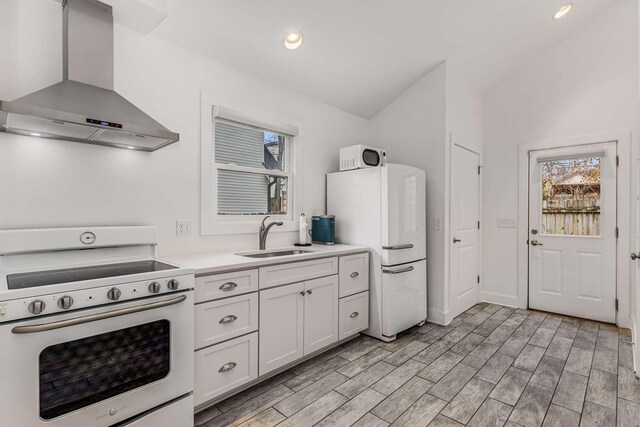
[0,0,178,151]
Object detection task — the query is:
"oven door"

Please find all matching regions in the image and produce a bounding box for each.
[0,291,194,427]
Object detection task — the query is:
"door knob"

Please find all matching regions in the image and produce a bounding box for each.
[531,240,543,246]
[453,238,461,244]
[631,253,638,260]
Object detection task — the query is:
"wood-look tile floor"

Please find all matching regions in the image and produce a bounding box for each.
[195,303,640,427]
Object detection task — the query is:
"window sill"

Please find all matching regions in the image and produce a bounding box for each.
[201,220,299,236]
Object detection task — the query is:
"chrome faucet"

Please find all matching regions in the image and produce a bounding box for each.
[259,216,283,250]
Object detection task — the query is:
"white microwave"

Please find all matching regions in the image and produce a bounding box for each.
[339,145,386,171]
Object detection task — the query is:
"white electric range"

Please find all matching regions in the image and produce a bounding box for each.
[0,226,194,427]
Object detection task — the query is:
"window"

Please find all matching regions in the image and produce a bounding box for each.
[540,156,601,236]
[200,103,300,234]
[215,121,289,216]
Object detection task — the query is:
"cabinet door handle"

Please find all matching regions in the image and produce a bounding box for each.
[300,291,306,296]
[350,272,359,278]
[219,315,238,324]
[219,282,238,291]
[307,290,313,295]
[350,311,359,318]
[218,362,237,373]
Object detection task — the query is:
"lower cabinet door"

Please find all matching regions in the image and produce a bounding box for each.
[194,332,258,406]
[339,291,369,340]
[304,275,339,355]
[259,282,305,375]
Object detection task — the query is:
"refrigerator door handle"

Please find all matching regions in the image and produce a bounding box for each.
[383,266,415,275]
[382,244,414,250]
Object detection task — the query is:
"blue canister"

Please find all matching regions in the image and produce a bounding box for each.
[311,215,336,245]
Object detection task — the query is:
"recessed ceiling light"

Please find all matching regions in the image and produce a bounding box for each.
[30,132,41,137]
[554,3,573,19]
[126,146,136,150]
[283,31,303,50]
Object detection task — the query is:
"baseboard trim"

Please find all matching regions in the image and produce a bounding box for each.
[427,308,450,326]
[482,292,520,308]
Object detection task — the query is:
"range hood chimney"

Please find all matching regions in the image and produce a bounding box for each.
[0,0,179,151]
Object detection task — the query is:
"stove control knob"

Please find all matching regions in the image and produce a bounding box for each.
[107,287,122,301]
[57,296,74,310]
[167,279,180,291]
[148,282,161,294]
[28,300,46,315]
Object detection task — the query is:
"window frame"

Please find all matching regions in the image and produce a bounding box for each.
[200,100,302,235]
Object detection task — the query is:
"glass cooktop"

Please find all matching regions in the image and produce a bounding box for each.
[7,260,178,290]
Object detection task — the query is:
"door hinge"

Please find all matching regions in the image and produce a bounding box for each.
[478,166,482,175]
[478,221,480,229]
[615,299,619,311]
[616,156,619,167]
[616,227,619,238]
[477,275,480,284]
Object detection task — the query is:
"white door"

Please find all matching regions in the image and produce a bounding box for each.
[528,143,617,322]
[450,144,481,318]
[635,156,640,368]
[303,275,339,354]
[381,259,427,337]
[381,164,427,266]
[259,282,304,375]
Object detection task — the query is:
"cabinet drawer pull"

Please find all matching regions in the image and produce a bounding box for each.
[350,311,359,318]
[218,362,237,373]
[219,282,238,291]
[219,315,238,324]
[350,272,359,278]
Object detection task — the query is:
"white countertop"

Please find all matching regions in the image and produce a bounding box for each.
[167,244,370,276]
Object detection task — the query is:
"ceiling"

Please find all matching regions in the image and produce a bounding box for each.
[152,0,618,119]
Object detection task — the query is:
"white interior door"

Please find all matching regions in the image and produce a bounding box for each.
[528,143,617,322]
[450,144,481,318]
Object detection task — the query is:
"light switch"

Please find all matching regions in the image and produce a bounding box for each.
[497,218,517,228]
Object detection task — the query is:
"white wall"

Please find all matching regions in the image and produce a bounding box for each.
[445,65,485,319]
[483,0,639,310]
[365,61,485,325]
[0,0,368,257]
[367,62,448,323]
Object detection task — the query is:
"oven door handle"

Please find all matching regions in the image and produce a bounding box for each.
[11,295,187,334]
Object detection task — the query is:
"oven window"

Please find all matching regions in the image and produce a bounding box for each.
[39,320,171,420]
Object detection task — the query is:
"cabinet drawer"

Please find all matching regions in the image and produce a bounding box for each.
[195,269,258,303]
[259,257,338,289]
[194,332,258,406]
[339,253,369,298]
[195,293,258,350]
[339,291,369,340]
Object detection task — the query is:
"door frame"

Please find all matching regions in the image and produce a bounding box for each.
[447,134,483,321]
[517,131,631,327]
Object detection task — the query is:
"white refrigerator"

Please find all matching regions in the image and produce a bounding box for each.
[327,164,427,342]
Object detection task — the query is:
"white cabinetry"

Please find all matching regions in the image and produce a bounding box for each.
[260,275,339,375]
[304,276,339,354]
[194,332,258,406]
[259,282,305,375]
[193,251,369,407]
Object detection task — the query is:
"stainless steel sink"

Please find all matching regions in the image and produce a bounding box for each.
[239,249,315,258]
